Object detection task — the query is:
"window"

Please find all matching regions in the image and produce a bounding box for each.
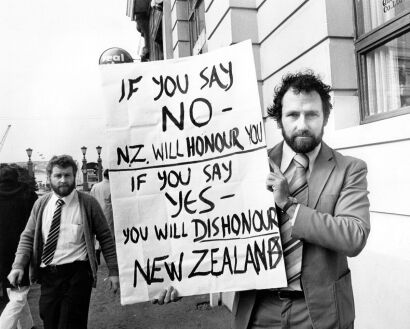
[149,2,164,61]
[354,0,410,123]
[188,0,206,55]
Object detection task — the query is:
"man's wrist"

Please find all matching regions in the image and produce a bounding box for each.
[276,196,290,209]
[280,197,298,214]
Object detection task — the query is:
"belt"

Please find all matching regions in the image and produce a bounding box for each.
[42,260,89,273]
[270,289,305,300]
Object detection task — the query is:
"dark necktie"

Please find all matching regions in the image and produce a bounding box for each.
[42,198,65,265]
[280,153,309,290]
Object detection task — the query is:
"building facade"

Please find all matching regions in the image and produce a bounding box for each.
[126,1,410,327]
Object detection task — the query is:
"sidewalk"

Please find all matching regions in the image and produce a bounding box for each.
[1,264,232,329]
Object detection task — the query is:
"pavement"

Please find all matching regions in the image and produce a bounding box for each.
[1,263,232,329]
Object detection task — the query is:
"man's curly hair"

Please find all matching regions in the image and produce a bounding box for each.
[267,70,332,125]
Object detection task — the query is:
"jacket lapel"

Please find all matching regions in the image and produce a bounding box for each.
[308,142,335,208]
[267,141,283,169]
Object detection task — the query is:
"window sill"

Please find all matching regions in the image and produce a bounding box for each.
[326,111,410,151]
[361,106,410,124]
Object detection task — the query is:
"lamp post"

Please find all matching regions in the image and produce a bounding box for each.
[96,146,102,182]
[81,146,88,191]
[26,148,34,177]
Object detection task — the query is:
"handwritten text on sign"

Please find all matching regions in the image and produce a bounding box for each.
[100,41,286,305]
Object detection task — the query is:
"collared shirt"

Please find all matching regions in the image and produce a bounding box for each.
[41,189,87,266]
[281,142,322,224]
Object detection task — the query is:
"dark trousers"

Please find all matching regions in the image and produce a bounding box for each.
[248,290,311,329]
[1,277,10,303]
[248,290,354,329]
[39,261,93,329]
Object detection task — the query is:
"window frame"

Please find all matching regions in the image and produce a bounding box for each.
[149,4,164,61]
[188,0,206,55]
[354,2,410,123]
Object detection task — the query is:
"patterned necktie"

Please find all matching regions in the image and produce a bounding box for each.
[280,153,309,290]
[42,198,65,265]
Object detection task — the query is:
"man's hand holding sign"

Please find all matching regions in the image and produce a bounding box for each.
[267,160,293,209]
[153,286,180,305]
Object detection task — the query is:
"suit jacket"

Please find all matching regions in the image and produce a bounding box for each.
[232,142,370,329]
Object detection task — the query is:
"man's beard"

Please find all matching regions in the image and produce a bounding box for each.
[50,180,76,197]
[282,127,324,154]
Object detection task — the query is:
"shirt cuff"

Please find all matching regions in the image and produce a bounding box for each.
[290,204,301,226]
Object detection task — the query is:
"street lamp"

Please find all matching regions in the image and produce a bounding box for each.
[26,148,34,177]
[81,146,88,191]
[96,146,103,182]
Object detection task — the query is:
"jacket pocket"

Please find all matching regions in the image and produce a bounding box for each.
[303,280,338,329]
[334,269,355,329]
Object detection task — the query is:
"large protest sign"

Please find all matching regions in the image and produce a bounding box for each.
[100,40,287,305]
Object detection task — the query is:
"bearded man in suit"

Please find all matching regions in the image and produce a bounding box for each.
[156,71,370,329]
[232,71,370,329]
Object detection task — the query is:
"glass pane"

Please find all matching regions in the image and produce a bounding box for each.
[197,0,206,33]
[188,0,206,54]
[189,16,198,47]
[355,0,410,36]
[363,32,410,117]
[188,0,196,12]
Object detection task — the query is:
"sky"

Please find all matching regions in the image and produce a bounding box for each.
[0,0,141,165]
